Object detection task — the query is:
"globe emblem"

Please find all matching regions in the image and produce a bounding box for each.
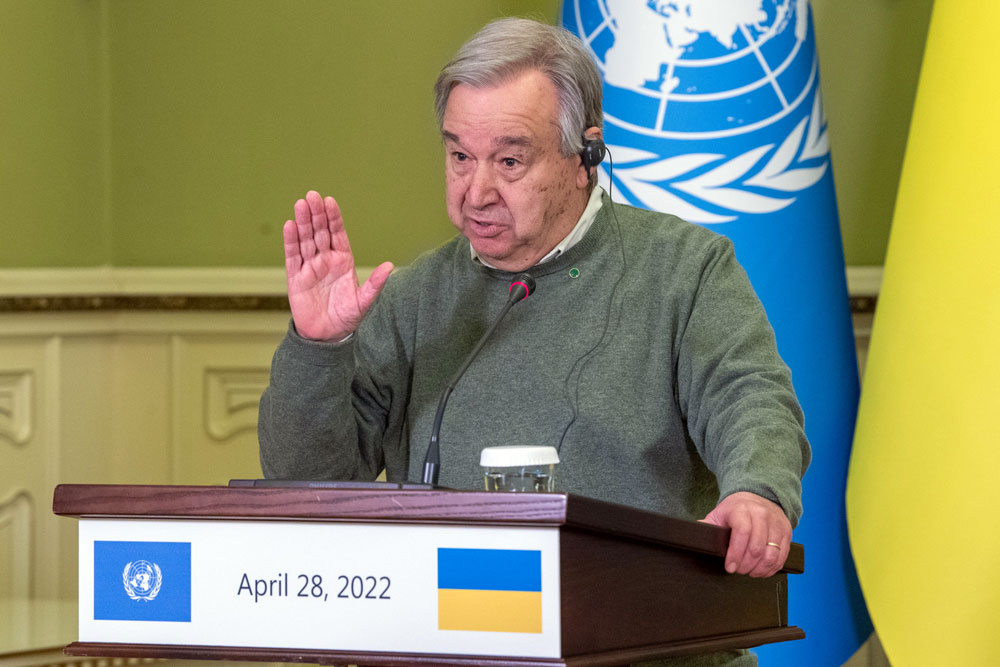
[564,0,829,223]
[569,0,814,139]
[122,560,163,601]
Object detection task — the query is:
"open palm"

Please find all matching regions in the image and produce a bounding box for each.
[284,191,393,341]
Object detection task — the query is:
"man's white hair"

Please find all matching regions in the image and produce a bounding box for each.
[433,17,603,159]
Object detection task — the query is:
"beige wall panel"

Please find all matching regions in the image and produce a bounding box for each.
[0,490,32,598]
[55,336,114,486]
[170,333,284,486]
[0,338,59,598]
[53,334,117,599]
[54,334,174,597]
[0,309,289,606]
[107,336,173,485]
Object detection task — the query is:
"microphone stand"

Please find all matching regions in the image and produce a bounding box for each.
[421,274,536,486]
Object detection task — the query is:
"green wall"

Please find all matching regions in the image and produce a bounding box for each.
[0,0,933,270]
[0,0,109,267]
[105,0,559,268]
[814,0,935,266]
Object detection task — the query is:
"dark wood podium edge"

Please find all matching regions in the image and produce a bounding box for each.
[52,484,803,574]
[64,627,805,666]
[563,494,804,574]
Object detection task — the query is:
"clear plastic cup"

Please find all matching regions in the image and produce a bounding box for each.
[480,446,559,493]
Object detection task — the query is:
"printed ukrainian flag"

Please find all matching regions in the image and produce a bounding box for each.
[437,548,542,633]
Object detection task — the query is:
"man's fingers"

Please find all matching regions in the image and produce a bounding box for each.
[305,191,332,252]
[283,220,303,276]
[292,190,347,264]
[724,510,751,574]
[324,196,352,254]
[294,197,318,260]
[736,506,770,575]
[749,537,786,578]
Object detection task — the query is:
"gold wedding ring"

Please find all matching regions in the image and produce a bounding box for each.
[766,541,781,549]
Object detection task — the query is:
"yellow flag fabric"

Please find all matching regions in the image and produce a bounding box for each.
[846,3,1000,665]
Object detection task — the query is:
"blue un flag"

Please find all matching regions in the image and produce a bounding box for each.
[94,541,191,622]
[562,1,871,663]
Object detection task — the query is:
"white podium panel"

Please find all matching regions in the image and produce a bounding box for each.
[77,519,561,658]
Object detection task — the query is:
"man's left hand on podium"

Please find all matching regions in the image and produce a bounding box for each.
[702,492,792,578]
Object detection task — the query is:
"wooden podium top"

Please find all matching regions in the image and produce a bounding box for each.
[58,483,805,664]
[52,483,803,574]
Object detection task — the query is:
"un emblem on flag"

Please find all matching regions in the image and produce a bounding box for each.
[122,560,163,601]
[565,0,831,224]
[95,541,191,622]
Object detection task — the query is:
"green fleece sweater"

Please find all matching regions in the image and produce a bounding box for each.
[258,195,810,666]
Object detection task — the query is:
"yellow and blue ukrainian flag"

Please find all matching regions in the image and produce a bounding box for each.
[437,548,542,633]
[847,3,1000,664]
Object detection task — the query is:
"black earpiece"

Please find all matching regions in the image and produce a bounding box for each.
[581,138,606,169]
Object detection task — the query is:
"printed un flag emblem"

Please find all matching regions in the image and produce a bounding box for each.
[564,0,830,224]
[123,559,163,601]
[95,540,191,622]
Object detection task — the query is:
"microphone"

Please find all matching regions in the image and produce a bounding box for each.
[421,273,537,486]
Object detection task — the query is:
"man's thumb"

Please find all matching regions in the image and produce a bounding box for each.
[700,506,726,527]
[357,262,394,313]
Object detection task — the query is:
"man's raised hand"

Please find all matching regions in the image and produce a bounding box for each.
[283,191,393,341]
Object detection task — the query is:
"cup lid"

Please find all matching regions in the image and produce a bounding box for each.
[480,446,560,467]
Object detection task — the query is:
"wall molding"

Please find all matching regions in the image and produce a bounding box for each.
[0,295,290,313]
[0,266,882,298]
[0,267,288,297]
[0,266,882,314]
[0,267,377,312]
[845,266,883,296]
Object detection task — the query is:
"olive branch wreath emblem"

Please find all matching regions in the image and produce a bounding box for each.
[606,89,830,224]
[122,561,163,601]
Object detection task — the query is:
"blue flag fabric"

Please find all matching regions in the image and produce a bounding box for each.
[562,1,871,663]
[94,540,192,622]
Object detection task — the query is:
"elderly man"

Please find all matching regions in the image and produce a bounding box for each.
[259,18,809,666]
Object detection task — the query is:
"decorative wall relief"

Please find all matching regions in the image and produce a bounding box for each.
[204,368,269,441]
[0,371,33,446]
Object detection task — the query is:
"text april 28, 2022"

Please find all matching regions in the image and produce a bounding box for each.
[237,572,392,603]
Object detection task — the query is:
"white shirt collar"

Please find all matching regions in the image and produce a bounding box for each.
[471,186,605,268]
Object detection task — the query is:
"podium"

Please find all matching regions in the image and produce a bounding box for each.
[53,484,804,666]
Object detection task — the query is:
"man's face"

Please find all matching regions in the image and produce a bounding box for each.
[442,69,591,272]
